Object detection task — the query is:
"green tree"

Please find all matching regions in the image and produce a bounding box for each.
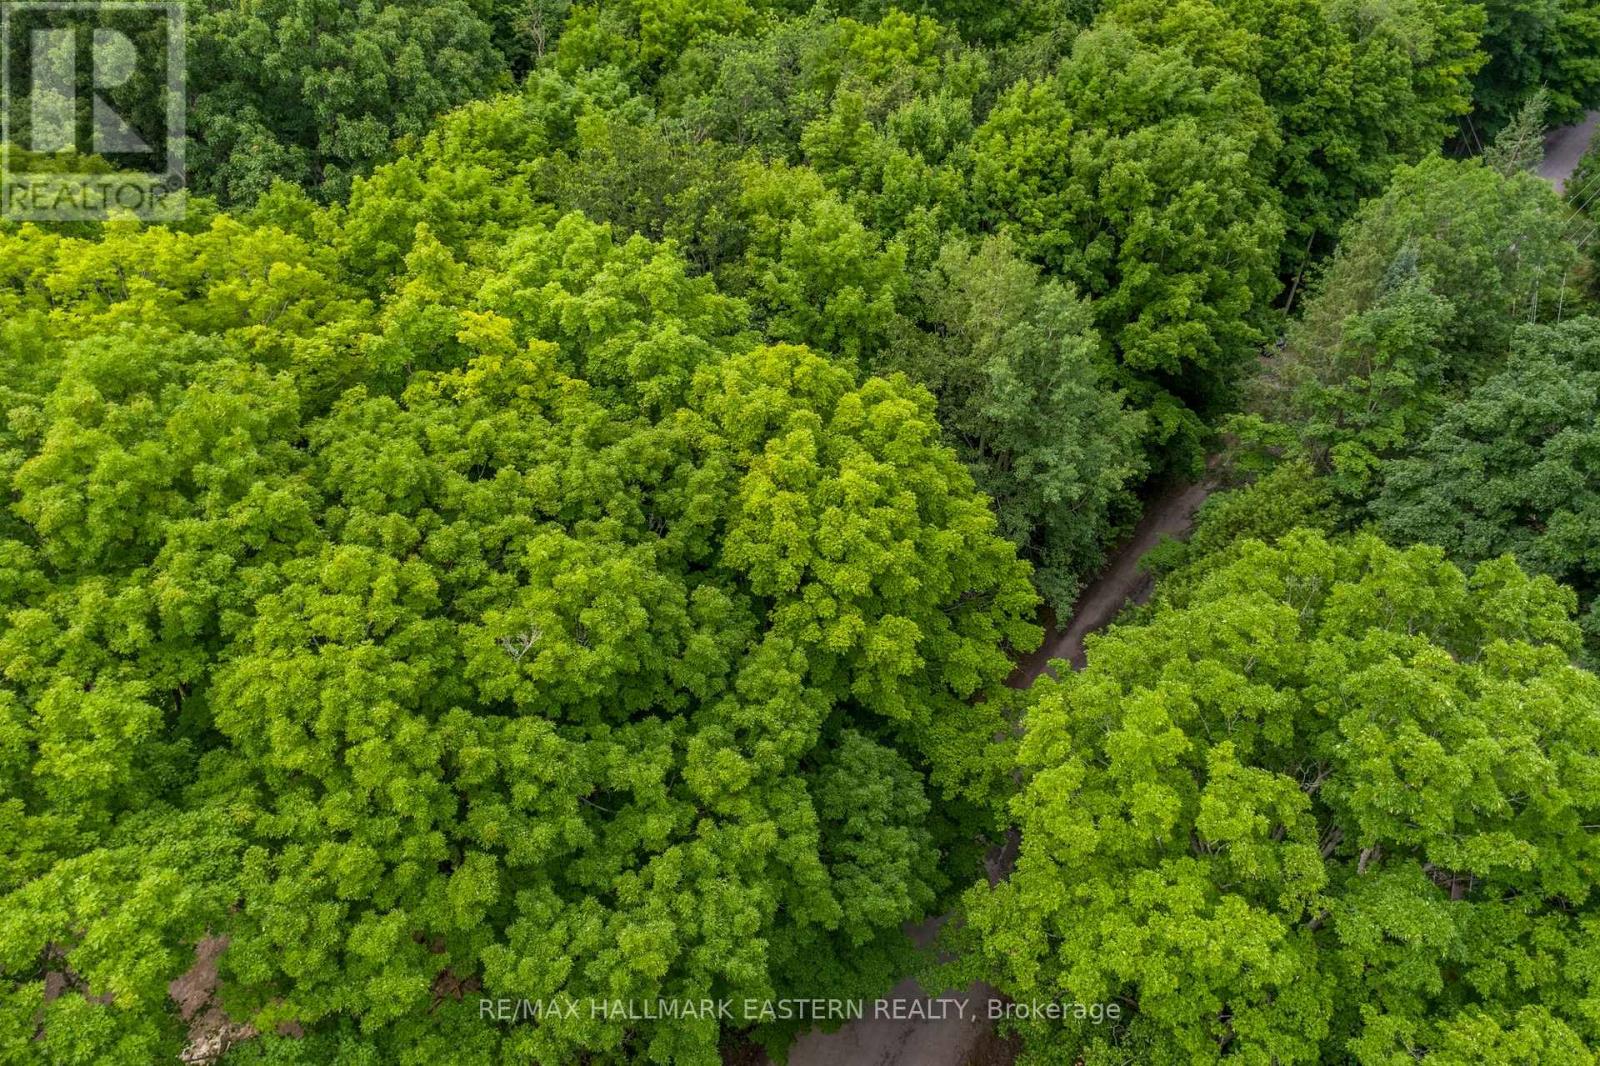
[541,109,751,275]
[0,206,1040,1065]
[904,235,1145,613]
[959,530,1600,1064]
[1161,0,1486,267]
[1260,155,1581,495]
[724,161,913,368]
[1373,317,1600,653]
[1471,0,1600,137]
[1567,128,1600,302]
[665,9,845,155]
[1570,125,1600,211]
[810,0,1100,46]
[969,7,1285,453]
[188,0,513,204]
[554,0,759,85]
[1483,90,1553,175]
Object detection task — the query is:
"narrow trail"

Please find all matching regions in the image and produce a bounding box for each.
[783,478,1215,1066]
[1008,478,1216,682]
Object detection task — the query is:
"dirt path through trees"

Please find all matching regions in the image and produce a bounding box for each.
[1008,478,1217,680]
[785,103,1600,1066]
[783,477,1215,1066]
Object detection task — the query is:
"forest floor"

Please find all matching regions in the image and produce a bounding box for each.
[1007,477,1217,680]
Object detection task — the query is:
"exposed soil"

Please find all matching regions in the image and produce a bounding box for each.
[168,936,257,1065]
[784,913,1004,1066]
[1009,477,1216,681]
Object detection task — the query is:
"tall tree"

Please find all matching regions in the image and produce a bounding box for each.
[0,207,1041,1064]
[904,235,1145,613]
[959,530,1600,1065]
[969,5,1285,460]
[1145,0,1486,269]
[189,0,513,204]
[1373,317,1600,655]
[1259,155,1581,495]
[1471,0,1600,137]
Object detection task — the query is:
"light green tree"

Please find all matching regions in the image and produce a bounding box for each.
[0,206,1039,1065]
[959,530,1600,1065]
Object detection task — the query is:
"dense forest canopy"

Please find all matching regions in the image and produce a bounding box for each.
[960,531,1600,1064]
[0,0,1597,1064]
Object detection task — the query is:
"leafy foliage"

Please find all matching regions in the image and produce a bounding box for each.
[1259,155,1581,495]
[1569,128,1600,301]
[1373,318,1600,654]
[8,1,1600,1061]
[187,0,514,204]
[903,235,1144,612]
[969,5,1285,431]
[1471,0,1600,136]
[1239,0,1484,263]
[960,530,1600,1064]
[0,200,1040,1064]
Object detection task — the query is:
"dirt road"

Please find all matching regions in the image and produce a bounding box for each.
[782,478,1214,1066]
[1009,478,1216,680]
[782,917,1006,1066]
[1541,110,1598,192]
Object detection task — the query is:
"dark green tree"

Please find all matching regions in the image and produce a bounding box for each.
[904,234,1144,613]
[1471,0,1600,137]
[969,5,1285,455]
[1169,0,1486,268]
[188,0,513,204]
[1260,155,1581,495]
[1373,317,1600,653]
